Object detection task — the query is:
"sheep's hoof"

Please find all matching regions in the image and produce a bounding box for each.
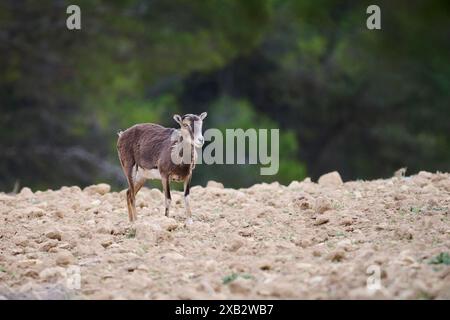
[185,218,193,226]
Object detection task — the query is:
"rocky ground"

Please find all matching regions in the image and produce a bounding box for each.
[0,171,449,299]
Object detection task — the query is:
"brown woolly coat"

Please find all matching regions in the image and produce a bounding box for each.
[117,123,193,180]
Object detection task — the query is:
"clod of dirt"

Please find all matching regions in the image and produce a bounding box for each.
[55,250,75,266]
[83,183,111,195]
[45,230,62,241]
[292,193,314,211]
[40,240,59,252]
[225,238,244,252]
[318,171,343,186]
[228,278,252,294]
[19,187,34,198]
[327,250,345,262]
[149,189,163,201]
[207,180,224,189]
[395,227,414,240]
[23,207,45,218]
[314,216,330,225]
[13,236,29,247]
[315,197,332,214]
[339,217,353,226]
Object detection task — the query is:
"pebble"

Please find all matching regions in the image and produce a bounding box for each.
[55,251,75,266]
[318,171,343,187]
[314,216,330,225]
[46,230,62,241]
[83,183,111,195]
[207,180,224,189]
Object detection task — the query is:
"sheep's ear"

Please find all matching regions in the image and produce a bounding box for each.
[200,112,208,120]
[173,114,183,125]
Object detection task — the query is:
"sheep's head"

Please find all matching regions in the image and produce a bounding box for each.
[173,112,207,148]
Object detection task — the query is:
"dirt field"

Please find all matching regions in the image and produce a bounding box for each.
[0,171,449,299]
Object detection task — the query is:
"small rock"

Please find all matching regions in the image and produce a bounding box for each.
[422,184,438,194]
[328,250,345,262]
[161,252,185,261]
[39,267,66,281]
[263,283,296,298]
[101,239,113,248]
[52,210,64,219]
[312,250,322,257]
[205,260,218,272]
[149,189,163,201]
[296,239,312,248]
[228,278,252,294]
[19,187,34,198]
[395,227,413,240]
[207,180,224,189]
[159,218,179,231]
[96,223,116,235]
[83,183,111,195]
[225,238,244,252]
[40,240,59,252]
[318,171,343,187]
[13,236,29,247]
[400,185,409,192]
[394,193,407,200]
[288,181,301,189]
[292,193,314,211]
[23,270,40,279]
[55,251,75,266]
[136,264,149,272]
[315,197,332,214]
[418,171,433,179]
[238,229,253,237]
[314,216,330,226]
[336,239,352,251]
[259,262,272,270]
[24,207,45,218]
[46,230,62,241]
[339,217,353,226]
[91,199,101,206]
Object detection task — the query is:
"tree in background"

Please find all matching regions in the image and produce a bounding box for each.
[0,0,449,191]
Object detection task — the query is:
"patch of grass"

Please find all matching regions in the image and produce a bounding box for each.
[428,252,450,265]
[0,266,6,273]
[222,273,254,284]
[410,207,422,214]
[416,290,434,300]
[126,228,136,239]
[332,202,345,210]
[335,231,345,237]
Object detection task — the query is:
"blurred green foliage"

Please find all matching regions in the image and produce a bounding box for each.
[0,0,449,191]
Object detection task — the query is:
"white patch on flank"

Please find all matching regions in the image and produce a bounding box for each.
[135,167,161,181]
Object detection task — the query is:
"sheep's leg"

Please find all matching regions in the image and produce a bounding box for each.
[126,188,136,222]
[118,154,137,222]
[126,170,138,222]
[134,178,146,195]
[161,176,171,217]
[133,168,147,196]
[183,176,193,225]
